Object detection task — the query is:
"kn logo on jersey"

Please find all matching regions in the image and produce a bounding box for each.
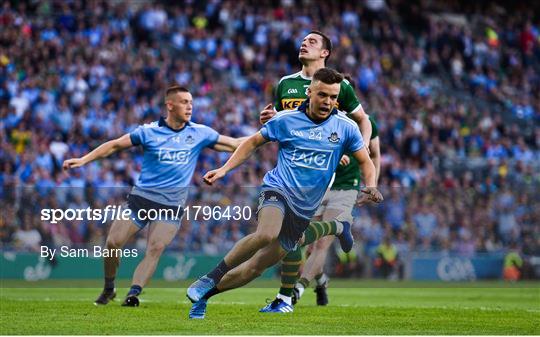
[291,147,333,170]
[158,148,190,164]
[281,99,305,110]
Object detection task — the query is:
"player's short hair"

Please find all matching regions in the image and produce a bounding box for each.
[313,68,343,85]
[308,30,332,62]
[165,85,189,98]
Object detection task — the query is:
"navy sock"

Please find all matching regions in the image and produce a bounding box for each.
[127,285,142,297]
[207,260,231,284]
[202,286,220,300]
[104,277,115,292]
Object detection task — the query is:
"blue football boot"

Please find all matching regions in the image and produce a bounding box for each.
[259,298,294,313]
[187,275,215,303]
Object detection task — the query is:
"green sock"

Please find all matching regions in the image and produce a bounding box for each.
[302,220,340,246]
[298,277,310,289]
[278,247,303,297]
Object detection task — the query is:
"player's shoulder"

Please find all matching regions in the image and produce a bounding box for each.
[340,78,354,90]
[188,121,207,128]
[188,121,214,132]
[271,108,303,120]
[277,71,304,84]
[334,111,357,129]
[141,121,160,129]
[266,109,302,126]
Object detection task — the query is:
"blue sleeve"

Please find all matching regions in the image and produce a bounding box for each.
[260,116,279,141]
[346,125,364,153]
[130,126,145,146]
[204,126,220,148]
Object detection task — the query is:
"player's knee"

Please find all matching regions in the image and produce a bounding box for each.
[146,241,166,257]
[106,237,123,250]
[253,231,276,247]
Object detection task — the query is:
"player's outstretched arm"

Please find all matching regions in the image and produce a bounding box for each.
[203,132,268,185]
[62,134,133,170]
[349,106,372,150]
[212,135,249,152]
[351,147,383,203]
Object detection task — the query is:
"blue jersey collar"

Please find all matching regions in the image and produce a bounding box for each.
[298,99,338,124]
[159,116,189,132]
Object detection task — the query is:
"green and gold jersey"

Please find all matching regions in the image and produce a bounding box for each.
[332,116,378,190]
[274,71,362,113]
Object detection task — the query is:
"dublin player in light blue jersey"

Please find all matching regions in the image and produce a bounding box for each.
[186,68,383,319]
[63,86,244,307]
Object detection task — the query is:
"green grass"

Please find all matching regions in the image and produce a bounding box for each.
[1,280,539,335]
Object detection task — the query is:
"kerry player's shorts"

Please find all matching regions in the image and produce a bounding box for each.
[126,193,184,229]
[313,189,358,218]
[257,190,310,252]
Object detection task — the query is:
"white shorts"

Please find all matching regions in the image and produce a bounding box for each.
[313,189,358,218]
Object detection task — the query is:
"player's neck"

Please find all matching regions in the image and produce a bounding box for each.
[164,116,186,131]
[301,61,325,78]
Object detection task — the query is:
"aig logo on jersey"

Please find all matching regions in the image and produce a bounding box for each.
[291,147,333,170]
[158,148,190,164]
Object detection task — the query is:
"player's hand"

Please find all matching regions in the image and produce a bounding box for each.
[63,158,85,170]
[259,103,275,124]
[339,154,350,166]
[203,169,226,185]
[360,187,383,203]
[356,192,372,206]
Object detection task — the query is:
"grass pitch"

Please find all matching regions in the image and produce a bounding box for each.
[1,280,538,335]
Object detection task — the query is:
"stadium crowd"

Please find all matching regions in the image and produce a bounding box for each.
[1,0,539,263]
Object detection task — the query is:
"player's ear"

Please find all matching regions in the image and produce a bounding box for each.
[321,49,329,59]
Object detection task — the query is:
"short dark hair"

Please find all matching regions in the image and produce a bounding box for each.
[313,68,343,85]
[308,30,332,62]
[165,85,189,97]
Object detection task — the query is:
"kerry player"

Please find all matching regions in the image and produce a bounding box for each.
[259,31,380,309]
[63,86,244,307]
[186,68,383,319]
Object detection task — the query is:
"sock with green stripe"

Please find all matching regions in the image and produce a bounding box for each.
[302,220,343,246]
[278,247,303,297]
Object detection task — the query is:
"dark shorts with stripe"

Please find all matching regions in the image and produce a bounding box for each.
[126,194,184,229]
[257,190,310,252]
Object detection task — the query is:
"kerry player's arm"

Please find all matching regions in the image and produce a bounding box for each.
[203,132,268,185]
[63,134,133,169]
[351,148,383,203]
[212,135,249,152]
[369,136,381,182]
[348,106,372,151]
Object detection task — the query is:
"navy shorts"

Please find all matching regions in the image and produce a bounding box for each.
[257,190,310,252]
[126,194,184,229]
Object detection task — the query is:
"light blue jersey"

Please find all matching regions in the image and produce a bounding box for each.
[129,117,219,206]
[260,100,364,219]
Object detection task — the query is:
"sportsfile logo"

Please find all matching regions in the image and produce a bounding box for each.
[158,148,190,164]
[291,147,332,170]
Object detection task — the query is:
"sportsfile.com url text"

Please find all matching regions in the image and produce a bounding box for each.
[40,205,252,224]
